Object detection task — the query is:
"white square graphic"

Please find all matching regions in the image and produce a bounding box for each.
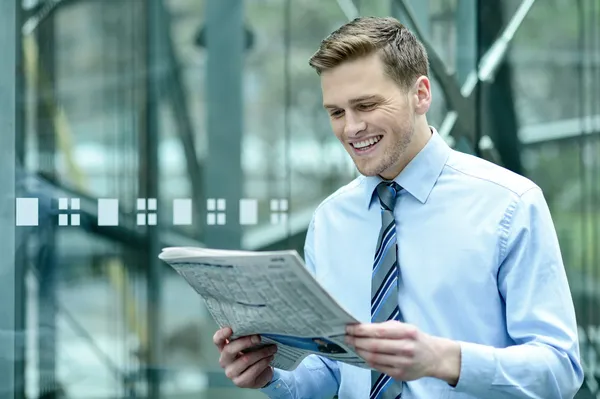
[147,214,157,226]
[136,198,146,211]
[270,199,279,211]
[147,198,157,211]
[70,198,80,210]
[58,198,69,210]
[98,199,119,226]
[16,198,38,226]
[70,214,80,226]
[137,213,146,226]
[58,214,68,226]
[239,199,258,225]
[279,199,288,211]
[207,213,216,225]
[217,213,226,225]
[207,199,216,211]
[173,199,192,226]
[217,199,226,211]
[279,213,288,225]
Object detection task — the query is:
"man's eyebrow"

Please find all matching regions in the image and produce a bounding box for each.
[349,95,381,104]
[323,95,381,109]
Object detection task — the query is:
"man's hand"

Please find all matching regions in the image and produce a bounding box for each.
[213,327,278,389]
[345,320,461,386]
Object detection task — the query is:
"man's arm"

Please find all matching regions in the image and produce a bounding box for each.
[260,355,340,398]
[450,187,584,398]
[261,214,341,398]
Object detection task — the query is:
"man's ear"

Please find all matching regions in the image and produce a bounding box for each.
[414,76,432,115]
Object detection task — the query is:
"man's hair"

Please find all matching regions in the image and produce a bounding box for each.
[309,16,429,90]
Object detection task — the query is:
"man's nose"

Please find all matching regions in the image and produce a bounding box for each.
[343,113,367,137]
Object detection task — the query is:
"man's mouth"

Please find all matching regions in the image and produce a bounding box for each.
[350,135,383,153]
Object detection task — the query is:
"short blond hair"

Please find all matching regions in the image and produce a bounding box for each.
[309,17,429,89]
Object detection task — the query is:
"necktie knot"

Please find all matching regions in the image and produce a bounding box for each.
[376,181,401,211]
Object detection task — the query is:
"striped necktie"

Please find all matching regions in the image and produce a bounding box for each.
[370,181,404,399]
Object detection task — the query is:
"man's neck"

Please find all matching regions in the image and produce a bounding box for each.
[379,123,432,180]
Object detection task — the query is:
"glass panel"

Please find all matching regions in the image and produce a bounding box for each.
[4,0,599,397]
[512,1,600,395]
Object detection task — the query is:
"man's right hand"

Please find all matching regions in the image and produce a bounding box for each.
[213,327,278,389]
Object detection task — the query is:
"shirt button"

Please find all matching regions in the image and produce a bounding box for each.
[275,383,281,389]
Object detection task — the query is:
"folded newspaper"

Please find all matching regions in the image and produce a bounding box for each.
[158,246,370,371]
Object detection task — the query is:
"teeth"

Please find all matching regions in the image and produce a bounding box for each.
[352,136,380,149]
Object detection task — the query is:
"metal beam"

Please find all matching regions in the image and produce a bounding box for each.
[33,9,59,396]
[336,0,358,20]
[393,0,535,164]
[145,1,165,396]
[155,0,204,241]
[456,0,477,86]
[22,0,69,36]
[14,3,27,399]
[477,0,523,174]
[392,0,480,156]
[204,0,244,249]
[16,174,144,395]
[407,0,429,35]
[16,4,25,165]
[0,1,18,398]
[519,115,600,146]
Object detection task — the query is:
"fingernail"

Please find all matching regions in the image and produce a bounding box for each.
[252,335,260,344]
[270,345,278,354]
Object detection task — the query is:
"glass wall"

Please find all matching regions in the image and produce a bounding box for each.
[2,0,598,397]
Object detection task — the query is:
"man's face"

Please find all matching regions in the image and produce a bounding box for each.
[321,53,420,180]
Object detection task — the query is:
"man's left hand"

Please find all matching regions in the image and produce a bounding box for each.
[345,320,461,385]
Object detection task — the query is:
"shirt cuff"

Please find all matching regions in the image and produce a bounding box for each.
[451,341,497,396]
[259,369,293,398]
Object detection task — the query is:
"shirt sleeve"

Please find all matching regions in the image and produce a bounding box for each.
[260,213,341,398]
[260,355,341,399]
[452,187,584,398]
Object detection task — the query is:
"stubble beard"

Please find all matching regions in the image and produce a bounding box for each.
[356,125,414,177]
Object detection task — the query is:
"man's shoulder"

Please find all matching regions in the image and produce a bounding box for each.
[445,149,538,197]
[313,175,366,216]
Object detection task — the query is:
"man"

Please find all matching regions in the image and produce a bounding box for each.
[213,16,584,398]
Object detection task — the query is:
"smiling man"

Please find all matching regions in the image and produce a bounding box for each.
[213,16,584,399]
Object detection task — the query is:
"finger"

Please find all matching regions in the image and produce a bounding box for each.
[373,364,409,381]
[226,345,277,380]
[232,355,275,388]
[213,327,233,351]
[348,337,415,356]
[346,321,417,339]
[354,348,408,368]
[255,365,275,388]
[220,335,261,366]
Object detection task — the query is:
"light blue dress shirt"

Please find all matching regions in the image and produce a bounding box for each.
[261,128,584,398]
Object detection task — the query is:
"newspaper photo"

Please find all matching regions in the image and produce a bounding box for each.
[158,246,370,371]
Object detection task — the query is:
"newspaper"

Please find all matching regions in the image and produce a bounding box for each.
[158,246,370,371]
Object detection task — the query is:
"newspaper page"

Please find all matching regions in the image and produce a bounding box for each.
[158,247,370,371]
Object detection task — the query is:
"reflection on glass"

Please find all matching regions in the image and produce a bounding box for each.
[3,0,599,397]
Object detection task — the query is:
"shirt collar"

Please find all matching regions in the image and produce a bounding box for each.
[363,126,450,208]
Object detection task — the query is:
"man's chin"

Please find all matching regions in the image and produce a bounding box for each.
[354,163,381,177]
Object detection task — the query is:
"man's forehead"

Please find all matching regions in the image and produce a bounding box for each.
[320,63,395,107]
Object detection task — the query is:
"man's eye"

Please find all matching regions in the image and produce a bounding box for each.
[357,103,376,110]
[330,110,344,118]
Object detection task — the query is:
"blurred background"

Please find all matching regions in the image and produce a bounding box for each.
[0,0,599,398]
